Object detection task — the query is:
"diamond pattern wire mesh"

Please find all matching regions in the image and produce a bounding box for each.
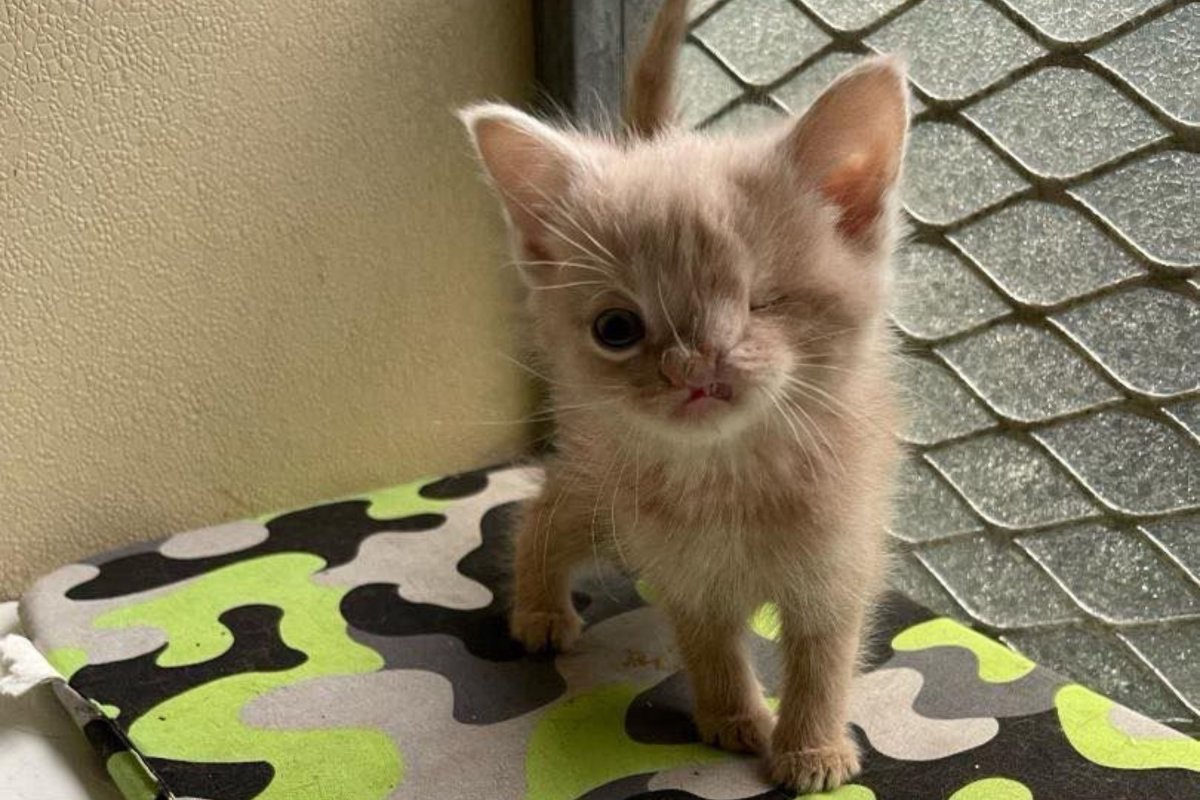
[672,0,1199,734]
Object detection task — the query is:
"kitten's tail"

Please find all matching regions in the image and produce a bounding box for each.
[625,0,689,138]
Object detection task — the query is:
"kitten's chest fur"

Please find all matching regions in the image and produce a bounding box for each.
[596,426,888,612]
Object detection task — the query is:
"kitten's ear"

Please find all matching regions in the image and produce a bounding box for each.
[460,104,581,260]
[782,56,909,243]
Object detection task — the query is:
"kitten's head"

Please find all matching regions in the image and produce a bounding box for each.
[462,57,908,446]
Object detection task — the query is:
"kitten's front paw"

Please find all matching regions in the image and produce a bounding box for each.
[696,708,775,754]
[769,737,861,793]
[510,608,583,653]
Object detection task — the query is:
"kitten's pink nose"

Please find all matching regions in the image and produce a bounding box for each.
[660,346,721,390]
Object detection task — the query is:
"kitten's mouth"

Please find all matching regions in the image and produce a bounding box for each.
[675,382,734,418]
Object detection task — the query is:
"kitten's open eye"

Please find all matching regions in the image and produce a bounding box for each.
[592,308,645,350]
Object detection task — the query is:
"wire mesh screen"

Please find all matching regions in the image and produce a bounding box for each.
[659,0,1199,734]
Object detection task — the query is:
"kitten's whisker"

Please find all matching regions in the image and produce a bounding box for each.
[656,271,687,352]
[550,197,622,267]
[632,434,642,541]
[787,410,825,479]
[553,398,622,413]
[590,436,629,601]
[524,187,623,273]
[498,187,618,272]
[783,378,854,422]
[780,392,846,475]
[552,381,626,393]
[792,360,863,377]
[448,418,555,428]
[768,391,806,448]
[442,397,620,428]
[542,472,580,597]
[586,286,612,304]
[773,389,822,463]
[493,349,557,384]
[609,428,636,572]
[506,259,614,280]
[766,389,817,478]
[785,376,885,435]
[528,280,608,291]
[784,372,868,417]
[492,350,625,397]
[792,325,866,350]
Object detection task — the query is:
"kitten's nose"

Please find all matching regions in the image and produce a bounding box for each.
[660,346,719,389]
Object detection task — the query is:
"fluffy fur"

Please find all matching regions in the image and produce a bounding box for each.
[460,0,908,791]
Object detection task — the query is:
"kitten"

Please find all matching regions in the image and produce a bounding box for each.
[460,0,906,791]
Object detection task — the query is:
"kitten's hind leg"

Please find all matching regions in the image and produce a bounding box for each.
[509,488,590,652]
[666,601,775,754]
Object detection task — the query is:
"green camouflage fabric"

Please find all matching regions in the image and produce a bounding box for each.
[19,464,1200,800]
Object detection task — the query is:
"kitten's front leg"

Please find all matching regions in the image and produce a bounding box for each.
[666,601,775,754]
[509,488,590,652]
[769,606,863,793]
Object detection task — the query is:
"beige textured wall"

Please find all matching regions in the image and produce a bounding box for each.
[0,1,536,595]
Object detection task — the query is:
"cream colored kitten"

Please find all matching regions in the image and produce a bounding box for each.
[461,0,906,791]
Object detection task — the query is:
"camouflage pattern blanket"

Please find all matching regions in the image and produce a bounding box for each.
[18,463,1200,800]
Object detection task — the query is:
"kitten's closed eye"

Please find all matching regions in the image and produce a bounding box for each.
[750,296,789,312]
